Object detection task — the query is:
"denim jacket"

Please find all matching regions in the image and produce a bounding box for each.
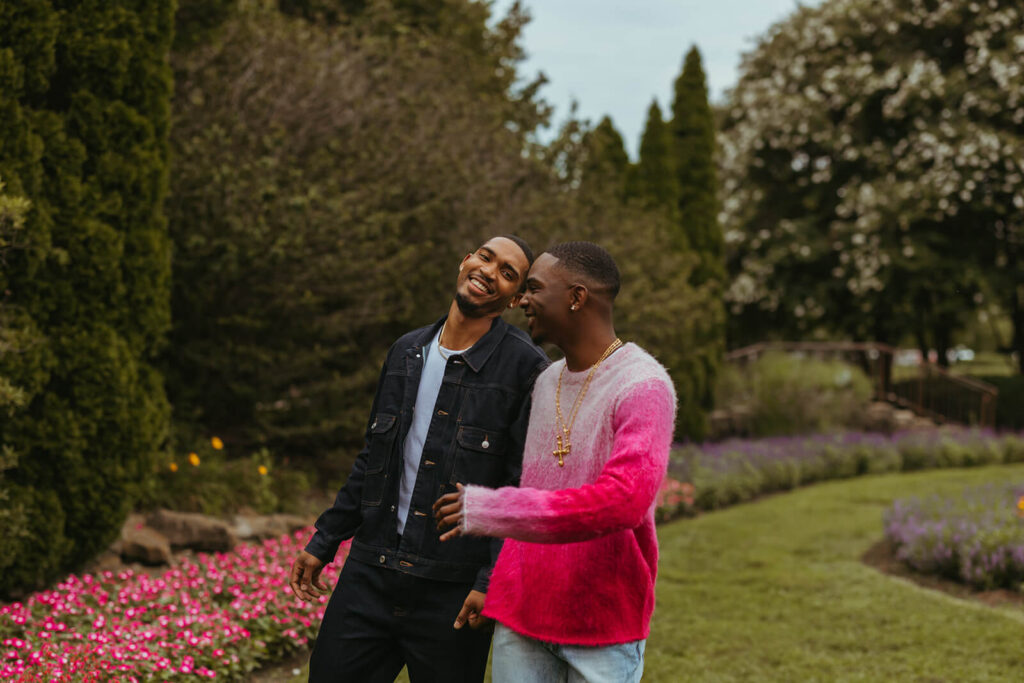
[305,314,549,592]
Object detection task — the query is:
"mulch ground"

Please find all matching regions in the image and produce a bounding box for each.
[861,538,1024,608]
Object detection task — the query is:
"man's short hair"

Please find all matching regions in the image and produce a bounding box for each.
[545,241,621,299]
[500,233,534,268]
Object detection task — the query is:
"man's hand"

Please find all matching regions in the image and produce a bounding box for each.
[453,589,492,630]
[289,550,329,602]
[433,483,465,541]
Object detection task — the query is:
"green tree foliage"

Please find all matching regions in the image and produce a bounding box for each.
[0,2,173,597]
[580,116,631,198]
[165,1,551,477]
[631,100,678,208]
[672,46,724,280]
[174,0,238,49]
[551,117,721,440]
[669,46,725,430]
[0,179,33,584]
[720,0,1022,368]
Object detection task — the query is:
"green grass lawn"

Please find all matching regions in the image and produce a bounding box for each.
[646,464,1024,682]
[285,464,1024,682]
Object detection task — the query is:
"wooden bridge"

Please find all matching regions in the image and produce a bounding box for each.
[726,341,999,428]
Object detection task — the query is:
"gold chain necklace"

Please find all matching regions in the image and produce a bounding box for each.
[553,338,623,467]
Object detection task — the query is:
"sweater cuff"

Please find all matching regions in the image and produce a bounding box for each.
[461,484,483,537]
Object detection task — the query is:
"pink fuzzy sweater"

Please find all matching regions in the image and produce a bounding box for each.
[462,343,677,646]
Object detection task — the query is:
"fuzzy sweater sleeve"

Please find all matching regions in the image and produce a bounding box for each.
[461,378,675,543]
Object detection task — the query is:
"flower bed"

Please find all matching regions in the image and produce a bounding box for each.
[884,484,1024,590]
[0,531,346,681]
[665,428,1024,514]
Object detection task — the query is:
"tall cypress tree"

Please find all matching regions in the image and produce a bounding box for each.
[669,46,725,436]
[581,116,630,199]
[671,46,724,280]
[0,1,173,597]
[633,100,677,210]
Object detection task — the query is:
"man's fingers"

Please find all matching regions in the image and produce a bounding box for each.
[453,602,472,630]
[440,525,462,542]
[432,491,460,515]
[468,613,493,630]
[290,560,311,602]
[435,502,461,525]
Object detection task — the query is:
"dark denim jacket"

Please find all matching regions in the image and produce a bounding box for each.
[305,315,549,592]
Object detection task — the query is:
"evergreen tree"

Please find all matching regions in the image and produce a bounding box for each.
[581,116,630,198]
[0,179,34,583]
[669,45,725,435]
[632,100,677,209]
[671,46,724,280]
[0,1,173,597]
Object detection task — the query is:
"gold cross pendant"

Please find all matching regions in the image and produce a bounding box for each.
[553,434,570,467]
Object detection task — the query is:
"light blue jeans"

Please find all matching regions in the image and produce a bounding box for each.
[492,623,646,683]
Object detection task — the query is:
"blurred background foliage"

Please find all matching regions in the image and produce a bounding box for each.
[0,0,724,596]
[0,0,1021,598]
[715,352,873,437]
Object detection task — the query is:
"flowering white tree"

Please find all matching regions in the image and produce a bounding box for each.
[720,0,1023,367]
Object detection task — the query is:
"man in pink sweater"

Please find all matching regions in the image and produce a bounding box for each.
[434,241,677,682]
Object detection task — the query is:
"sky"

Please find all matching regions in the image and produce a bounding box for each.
[492,0,825,157]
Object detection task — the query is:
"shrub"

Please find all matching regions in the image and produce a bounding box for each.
[668,428,1021,516]
[980,375,1024,431]
[0,2,173,598]
[885,483,1024,590]
[137,436,313,517]
[716,352,873,437]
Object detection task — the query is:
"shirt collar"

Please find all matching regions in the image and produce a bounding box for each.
[414,313,507,373]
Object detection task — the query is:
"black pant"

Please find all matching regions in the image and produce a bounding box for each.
[308,558,492,683]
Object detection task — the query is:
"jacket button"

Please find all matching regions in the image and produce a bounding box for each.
[379,555,386,564]
[371,421,377,430]
[390,505,396,512]
[482,440,490,449]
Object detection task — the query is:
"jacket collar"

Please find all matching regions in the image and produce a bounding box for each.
[412,313,507,373]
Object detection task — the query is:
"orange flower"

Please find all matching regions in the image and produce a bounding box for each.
[188,452,201,467]
[1017,495,1024,515]
[211,436,224,450]
[169,462,178,472]
[258,465,268,476]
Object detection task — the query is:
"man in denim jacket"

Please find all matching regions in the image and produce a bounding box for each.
[290,235,549,682]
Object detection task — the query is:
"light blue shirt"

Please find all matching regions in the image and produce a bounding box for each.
[396,329,467,534]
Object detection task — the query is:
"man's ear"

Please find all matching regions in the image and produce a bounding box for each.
[507,293,523,309]
[460,253,473,271]
[569,284,588,311]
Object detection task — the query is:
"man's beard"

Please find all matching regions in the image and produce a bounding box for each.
[454,290,485,315]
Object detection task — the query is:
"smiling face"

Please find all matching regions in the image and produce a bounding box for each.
[454,237,531,317]
[518,253,573,346]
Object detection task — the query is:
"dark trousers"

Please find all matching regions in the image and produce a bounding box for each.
[308,558,492,683]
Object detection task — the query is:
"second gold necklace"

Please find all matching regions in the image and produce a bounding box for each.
[553,338,623,467]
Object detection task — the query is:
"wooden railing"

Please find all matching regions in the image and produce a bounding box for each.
[726,341,999,427]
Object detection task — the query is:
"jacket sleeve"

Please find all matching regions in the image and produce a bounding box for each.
[461,378,674,544]
[471,356,546,593]
[304,360,388,564]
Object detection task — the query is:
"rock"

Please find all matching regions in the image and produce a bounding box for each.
[233,513,310,541]
[88,550,127,573]
[120,527,172,565]
[146,509,238,552]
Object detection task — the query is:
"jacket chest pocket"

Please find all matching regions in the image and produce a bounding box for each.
[449,425,507,487]
[362,413,398,506]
